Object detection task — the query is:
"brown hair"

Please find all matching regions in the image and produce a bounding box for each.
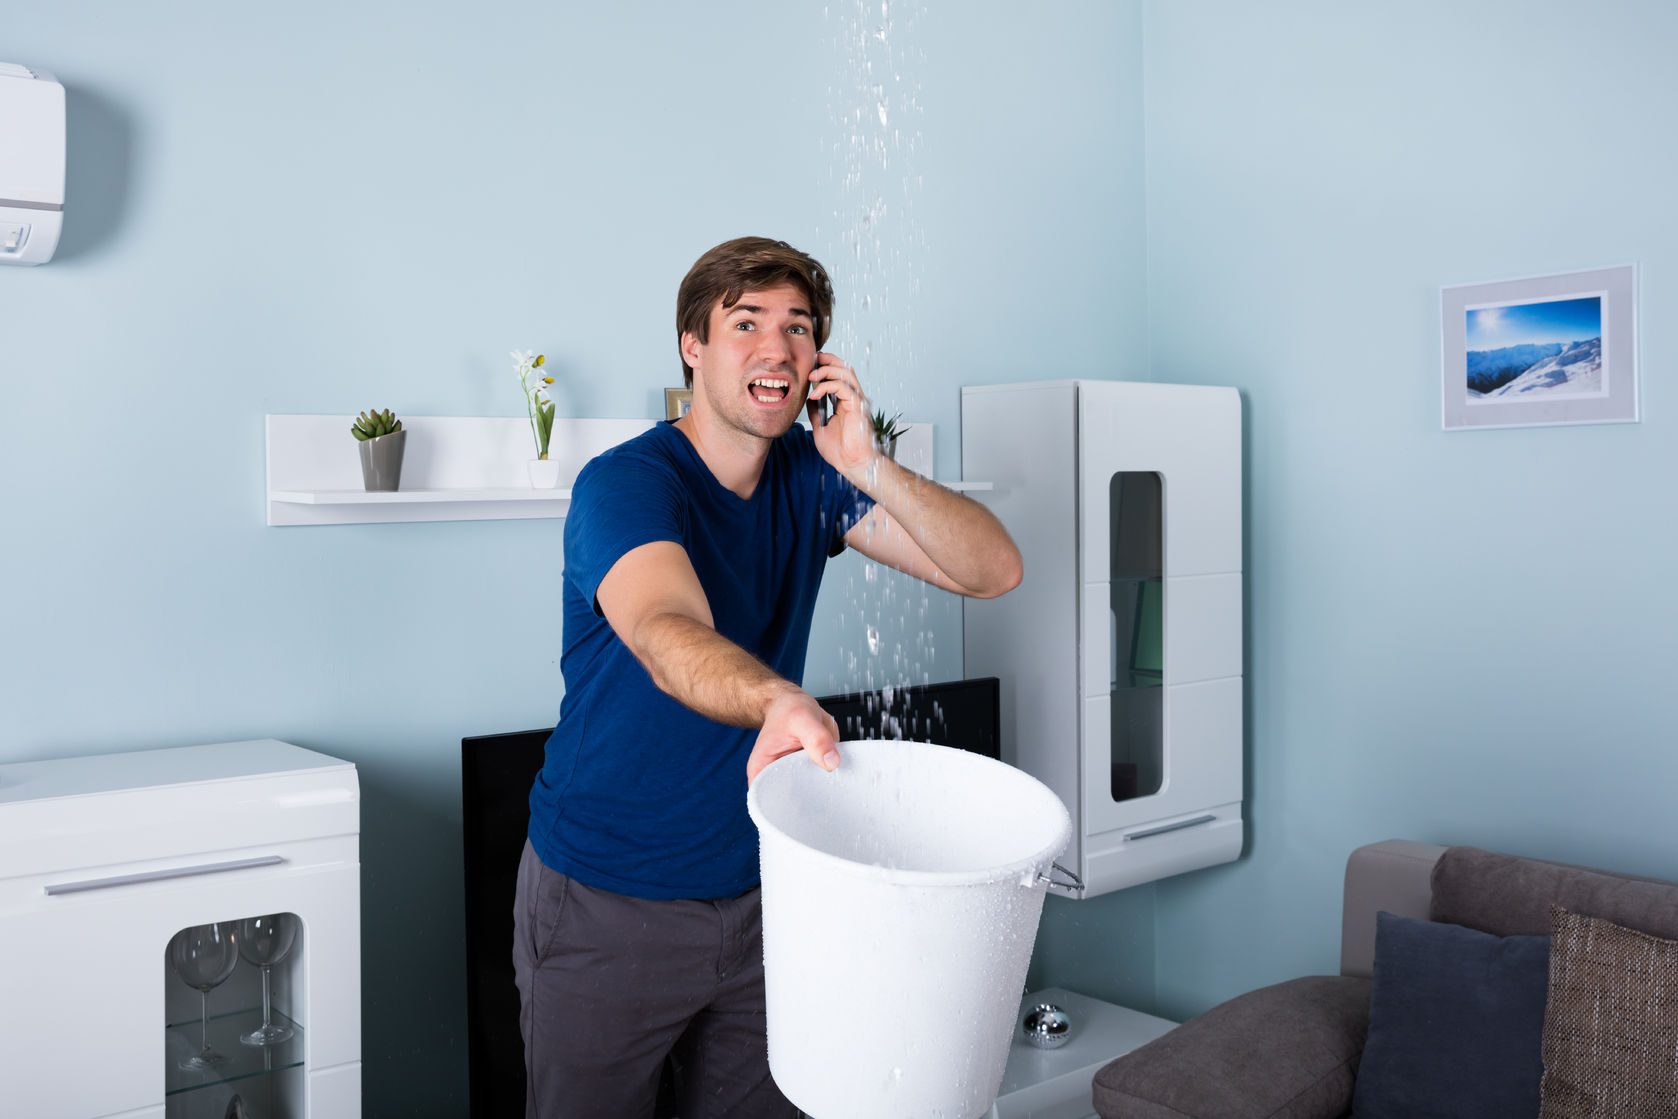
[675,237,834,388]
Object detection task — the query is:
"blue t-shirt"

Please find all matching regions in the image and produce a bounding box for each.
[529,421,874,900]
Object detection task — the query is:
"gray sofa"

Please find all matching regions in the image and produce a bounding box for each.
[1091,839,1678,1119]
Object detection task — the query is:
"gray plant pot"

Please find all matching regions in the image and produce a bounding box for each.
[880,436,898,462]
[357,428,406,492]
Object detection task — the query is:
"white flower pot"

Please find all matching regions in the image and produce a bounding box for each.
[527,459,561,489]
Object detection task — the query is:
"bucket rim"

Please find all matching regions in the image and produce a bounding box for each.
[745,739,1072,889]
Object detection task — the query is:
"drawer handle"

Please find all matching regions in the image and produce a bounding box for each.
[43,855,286,896]
[1125,814,1218,842]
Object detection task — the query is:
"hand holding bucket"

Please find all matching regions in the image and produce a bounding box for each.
[745,689,843,783]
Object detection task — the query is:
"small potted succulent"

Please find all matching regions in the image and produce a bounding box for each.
[513,350,559,487]
[871,408,908,461]
[351,408,405,491]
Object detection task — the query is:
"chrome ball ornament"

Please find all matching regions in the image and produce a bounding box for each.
[1022,1002,1072,1049]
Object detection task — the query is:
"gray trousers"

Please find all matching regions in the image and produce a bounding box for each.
[512,840,797,1119]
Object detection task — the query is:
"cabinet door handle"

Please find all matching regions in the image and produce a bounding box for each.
[1124,814,1218,842]
[43,855,287,896]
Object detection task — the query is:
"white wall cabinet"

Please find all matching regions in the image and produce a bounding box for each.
[962,381,1244,899]
[0,740,361,1119]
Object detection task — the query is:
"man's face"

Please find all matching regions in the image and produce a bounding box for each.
[683,283,818,441]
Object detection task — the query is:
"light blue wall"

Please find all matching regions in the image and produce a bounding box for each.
[0,2,1147,1110]
[17,0,1671,1099]
[1140,0,1678,1019]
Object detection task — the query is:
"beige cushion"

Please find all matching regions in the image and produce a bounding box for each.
[1539,907,1678,1118]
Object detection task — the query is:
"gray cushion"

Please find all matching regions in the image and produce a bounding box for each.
[1092,975,1369,1119]
[1431,847,1678,939]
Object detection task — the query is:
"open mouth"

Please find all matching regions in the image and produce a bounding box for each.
[748,376,793,406]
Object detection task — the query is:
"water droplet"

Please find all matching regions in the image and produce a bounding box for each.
[866,625,881,655]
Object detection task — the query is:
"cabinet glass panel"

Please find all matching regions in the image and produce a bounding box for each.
[1109,472,1163,802]
[165,913,304,1119]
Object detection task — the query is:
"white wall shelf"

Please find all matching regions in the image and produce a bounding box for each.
[270,487,574,506]
[879,422,989,489]
[267,415,984,526]
[266,415,652,526]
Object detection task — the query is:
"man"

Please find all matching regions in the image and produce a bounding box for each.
[512,236,1023,1118]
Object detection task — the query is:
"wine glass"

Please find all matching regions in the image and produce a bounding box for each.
[168,922,240,1070]
[238,913,297,1046]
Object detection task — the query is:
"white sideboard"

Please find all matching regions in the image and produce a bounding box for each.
[0,739,361,1119]
[987,987,1176,1119]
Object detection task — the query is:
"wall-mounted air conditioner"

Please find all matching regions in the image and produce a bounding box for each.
[0,62,66,266]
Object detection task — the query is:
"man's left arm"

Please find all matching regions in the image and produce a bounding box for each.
[840,456,1022,598]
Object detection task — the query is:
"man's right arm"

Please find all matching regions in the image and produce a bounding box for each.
[595,540,840,782]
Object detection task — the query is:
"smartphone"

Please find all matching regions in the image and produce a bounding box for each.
[806,364,835,426]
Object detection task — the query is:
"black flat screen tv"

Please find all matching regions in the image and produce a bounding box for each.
[459,676,1000,1117]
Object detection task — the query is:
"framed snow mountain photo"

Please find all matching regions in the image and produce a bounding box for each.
[1441,264,1638,430]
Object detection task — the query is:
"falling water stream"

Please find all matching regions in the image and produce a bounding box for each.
[782,22,1059,1114]
[818,0,940,741]
[779,24,1062,1114]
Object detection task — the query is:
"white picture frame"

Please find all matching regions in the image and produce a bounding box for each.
[1440,264,1638,431]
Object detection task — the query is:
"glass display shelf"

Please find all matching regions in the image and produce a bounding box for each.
[164,1009,304,1097]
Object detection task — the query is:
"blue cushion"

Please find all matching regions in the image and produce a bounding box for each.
[1352,912,1549,1119]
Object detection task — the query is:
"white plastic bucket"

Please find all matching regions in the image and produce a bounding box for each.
[746,739,1072,1119]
